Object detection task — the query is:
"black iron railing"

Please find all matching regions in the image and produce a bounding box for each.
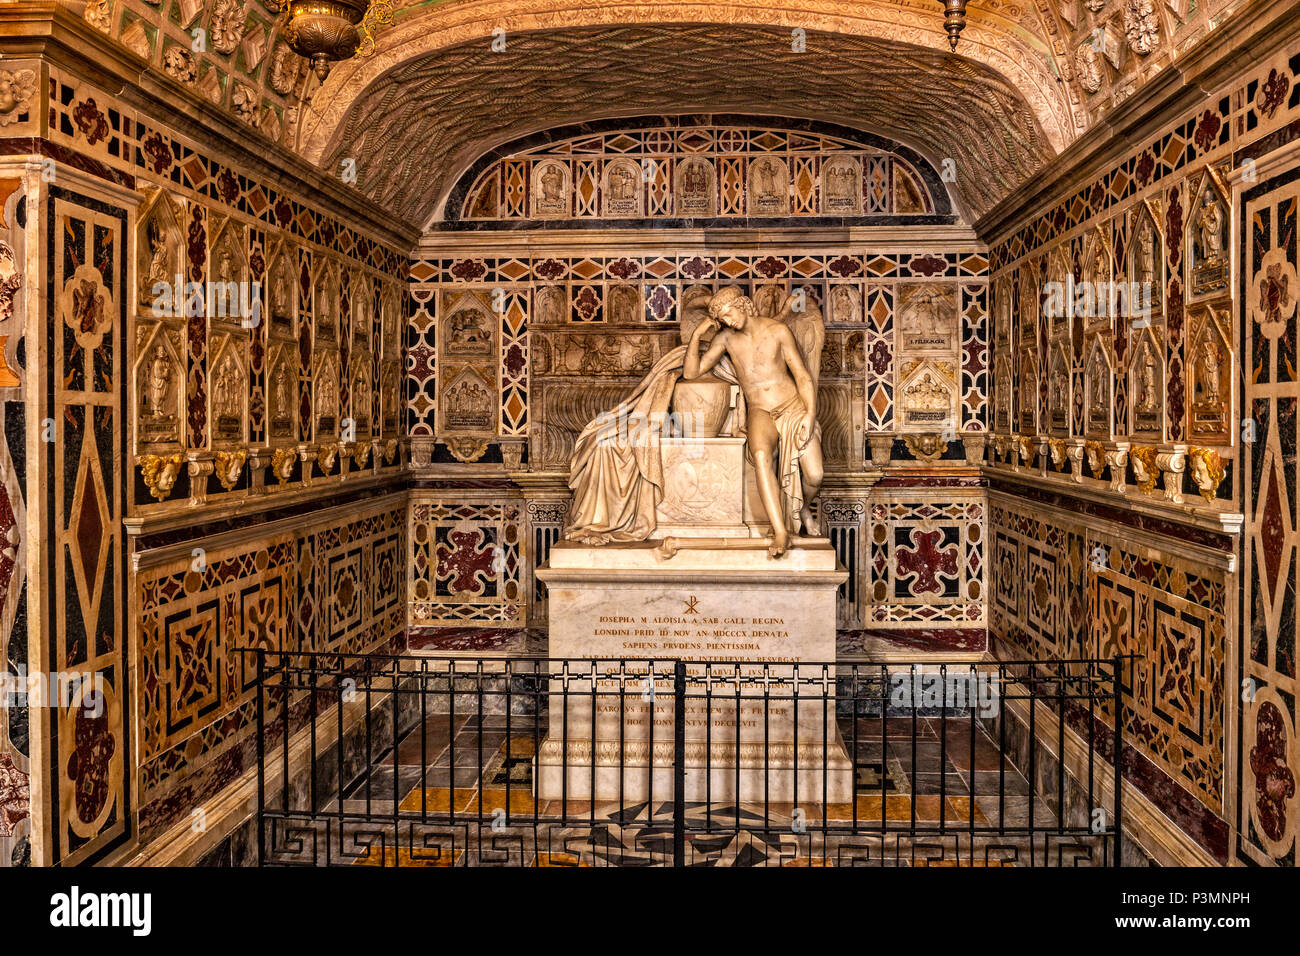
[248,651,1123,867]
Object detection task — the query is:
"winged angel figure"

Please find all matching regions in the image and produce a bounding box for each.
[566,285,824,557]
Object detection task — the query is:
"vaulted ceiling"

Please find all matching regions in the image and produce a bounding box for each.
[317,24,1055,227]
[87,0,1254,231]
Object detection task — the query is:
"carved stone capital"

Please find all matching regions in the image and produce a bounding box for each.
[500,438,526,472]
[960,433,986,466]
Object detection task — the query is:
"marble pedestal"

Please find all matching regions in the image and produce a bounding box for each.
[535,539,853,804]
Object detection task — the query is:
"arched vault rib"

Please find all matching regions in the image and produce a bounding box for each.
[318,23,1055,227]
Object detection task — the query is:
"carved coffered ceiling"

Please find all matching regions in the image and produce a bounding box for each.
[316,23,1054,226]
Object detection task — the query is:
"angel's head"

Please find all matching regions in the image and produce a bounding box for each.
[708,286,756,330]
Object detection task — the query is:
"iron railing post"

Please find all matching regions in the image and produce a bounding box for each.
[1112,655,1123,867]
[255,649,265,867]
[673,659,686,868]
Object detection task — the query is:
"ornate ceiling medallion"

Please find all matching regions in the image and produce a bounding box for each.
[282,0,392,81]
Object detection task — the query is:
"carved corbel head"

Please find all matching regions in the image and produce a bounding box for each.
[271,447,296,483]
[1188,447,1225,502]
[140,453,185,501]
[214,449,247,491]
[1129,445,1159,494]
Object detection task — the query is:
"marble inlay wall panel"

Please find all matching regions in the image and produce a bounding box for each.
[409,242,989,466]
[0,177,30,869]
[409,494,524,627]
[1238,165,1300,867]
[133,495,406,843]
[989,490,1228,856]
[44,184,130,866]
[868,489,986,628]
[987,39,1300,515]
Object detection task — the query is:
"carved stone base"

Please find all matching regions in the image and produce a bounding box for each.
[536,539,851,803]
[654,437,750,537]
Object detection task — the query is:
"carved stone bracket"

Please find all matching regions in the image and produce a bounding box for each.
[316,443,338,475]
[960,433,986,466]
[1105,442,1130,494]
[1155,445,1187,504]
[382,437,399,465]
[1066,439,1085,483]
[247,447,273,495]
[353,441,371,470]
[867,434,893,467]
[446,437,491,463]
[186,451,214,506]
[409,437,435,468]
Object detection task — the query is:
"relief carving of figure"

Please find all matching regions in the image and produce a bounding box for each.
[1136,342,1159,413]
[608,163,636,202]
[1198,338,1222,404]
[752,159,780,199]
[0,69,37,126]
[539,163,563,203]
[141,219,170,305]
[144,344,173,418]
[829,285,861,324]
[1197,191,1225,265]
[565,286,823,557]
[1136,219,1157,288]
[273,364,290,419]
[905,373,948,411]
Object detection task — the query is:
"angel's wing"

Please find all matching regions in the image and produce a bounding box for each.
[776,292,825,395]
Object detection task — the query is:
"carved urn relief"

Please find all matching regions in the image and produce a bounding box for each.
[670,376,731,438]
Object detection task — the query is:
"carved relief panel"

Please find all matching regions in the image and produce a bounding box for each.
[314,351,340,439]
[208,219,248,329]
[898,358,957,432]
[1128,326,1165,438]
[137,191,183,315]
[602,158,644,218]
[1187,302,1232,443]
[821,157,862,214]
[438,290,498,437]
[531,160,571,218]
[1188,174,1229,299]
[674,158,717,216]
[897,283,956,352]
[747,156,789,216]
[1128,200,1164,317]
[1084,337,1114,439]
[135,322,184,448]
[209,334,248,444]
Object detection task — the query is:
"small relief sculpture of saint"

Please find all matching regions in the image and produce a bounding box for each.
[144,345,173,418]
[273,364,290,419]
[608,163,636,202]
[753,159,780,199]
[1198,338,1222,405]
[539,164,563,204]
[829,285,861,324]
[1196,191,1225,265]
[905,373,948,411]
[1136,220,1157,288]
[142,220,170,306]
[1136,343,1159,413]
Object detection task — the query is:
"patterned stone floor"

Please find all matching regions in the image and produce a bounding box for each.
[256,708,1114,866]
